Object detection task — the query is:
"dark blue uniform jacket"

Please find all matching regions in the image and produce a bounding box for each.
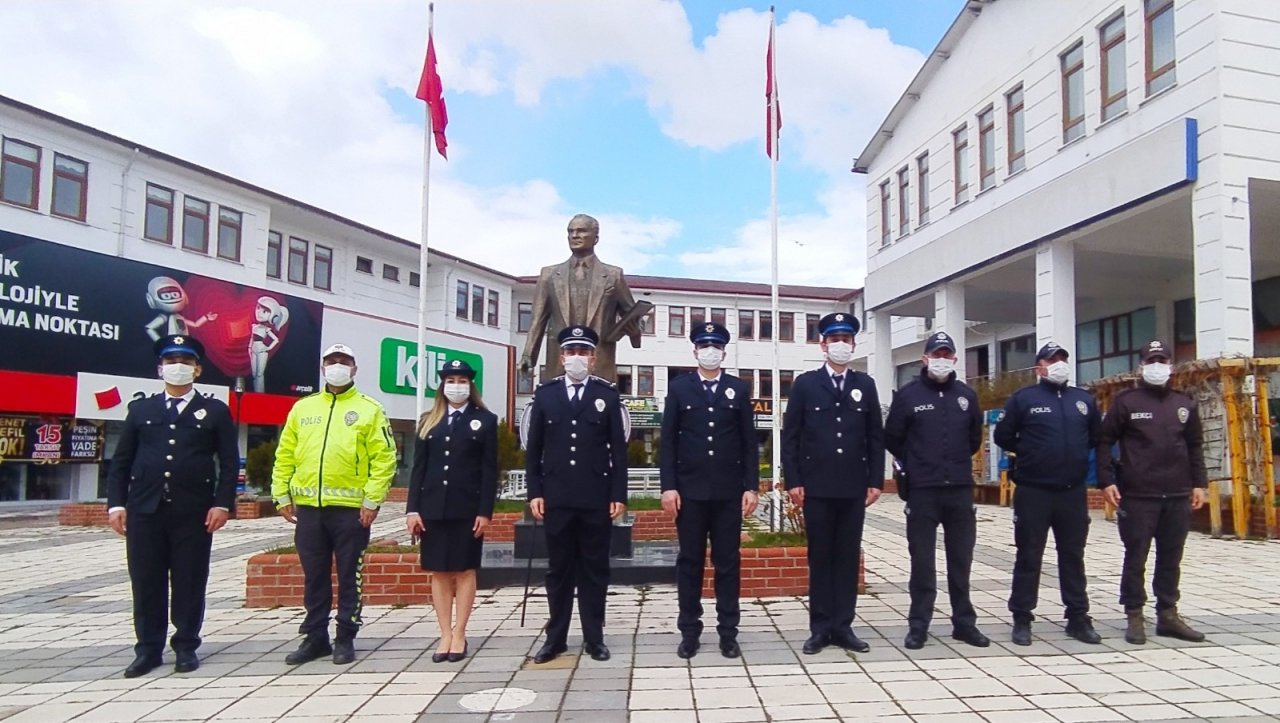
[994,379,1101,490]
[884,370,982,488]
[525,376,628,509]
[781,367,886,497]
[659,371,758,500]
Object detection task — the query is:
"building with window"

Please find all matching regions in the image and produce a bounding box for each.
[854,0,1280,403]
[0,95,857,506]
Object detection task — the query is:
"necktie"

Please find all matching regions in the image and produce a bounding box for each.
[166,397,182,423]
[449,411,460,428]
[703,379,716,403]
[571,383,584,405]
[832,374,844,393]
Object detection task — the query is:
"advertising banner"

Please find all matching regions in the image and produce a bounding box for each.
[75,372,230,421]
[0,231,323,396]
[622,396,661,427]
[0,416,104,463]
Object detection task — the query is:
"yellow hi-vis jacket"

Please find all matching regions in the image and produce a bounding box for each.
[271,385,397,510]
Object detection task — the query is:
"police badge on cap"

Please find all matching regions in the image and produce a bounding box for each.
[438,358,478,380]
[558,325,599,349]
[690,321,731,346]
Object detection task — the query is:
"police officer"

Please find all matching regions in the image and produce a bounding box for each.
[994,342,1102,646]
[884,331,988,650]
[107,334,239,678]
[272,343,397,666]
[525,325,628,664]
[660,322,759,659]
[1097,340,1207,645]
[782,312,884,655]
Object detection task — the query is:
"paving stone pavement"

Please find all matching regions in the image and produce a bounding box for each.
[0,497,1277,722]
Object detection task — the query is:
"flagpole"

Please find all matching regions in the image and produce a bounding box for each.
[768,6,782,530]
[414,2,435,421]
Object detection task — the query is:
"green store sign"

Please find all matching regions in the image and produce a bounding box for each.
[378,338,486,397]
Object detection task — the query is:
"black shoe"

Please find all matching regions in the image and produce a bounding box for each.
[903,629,927,650]
[285,638,332,666]
[1065,619,1102,645]
[584,642,611,662]
[431,651,449,664]
[447,641,468,663]
[1011,620,1032,646]
[719,639,741,659]
[123,654,162,678]
[952,627,991,648]
[332,639,355,665]
[830,629,870,653]
[532,641,567,664]
[676,639,699,659]
[173,651,199,673]
[802,633,828,655]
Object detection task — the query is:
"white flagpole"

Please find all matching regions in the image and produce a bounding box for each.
[768,6,783,529]
[414,3,435,421]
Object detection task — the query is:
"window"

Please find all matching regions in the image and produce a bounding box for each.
[978,106,996,191]
[780,370,795,399]
[1146,0,1176,95]
[897,167,910,235]
[517,302,533,333]
[690,307,706,327]
[640,306,656,335]
[916,153,930,225]
[266,231,282,279]
[487,290,499,327]
[668,307,685,337]
[953,125,970,204]
[879,181,892,245]
[1075,307,1156,382]
[1006,86,1025,174]
[759,311,773,341]
[409,271,421,287]
[779,312,795,342]
[314,244,333,291]
[711,308,726,326]
[287,237,308,284]
[355,256,373,274]
[740,369,755,397]
[999,334,1036,373]
[456,281,468,319]
[805,313,820,343]
[739,310,754,340]
[1100,15,1128,121]
[669,366,697,382]
[0,138,40,209]
[1061,41,1085,143]
[471,285,484,323]
[51,153,87,221]
[144,183,174,243]
[516,368,536,395]
[759,370,773,399]
[637,366,655,397]
[181,197,210,253]
[616,367,633,395]
[216,207,242,261]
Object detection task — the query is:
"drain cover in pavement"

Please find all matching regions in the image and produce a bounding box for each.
[458,687,538,712]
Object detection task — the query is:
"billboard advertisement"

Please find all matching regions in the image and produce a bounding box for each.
[0,231,323,396]
[0,415,104,463]
[75,372,231,421]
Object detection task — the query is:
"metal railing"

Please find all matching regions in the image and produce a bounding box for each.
[498,469,663,500]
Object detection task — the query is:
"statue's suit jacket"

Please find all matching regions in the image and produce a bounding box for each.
[522,255,639,382]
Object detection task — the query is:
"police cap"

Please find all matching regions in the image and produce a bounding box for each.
[154,334,204,361]
[439,358,477,380]
[1036,342,1070,362]
[557,325,599,349]
[691,321,730,346]
[818,312,859,337]
[923,331,956,354]
[1141,339,1171,363]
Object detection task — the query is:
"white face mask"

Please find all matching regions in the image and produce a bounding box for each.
[562,355,590,382]
[442,382,470,404]
[159,362,195,386]
[323,363,353,387]
[696,346,725,370]
[1046,360,1071,385]
[825,341,854,364]
[1142,362,1171,386]
[926,357,956,381]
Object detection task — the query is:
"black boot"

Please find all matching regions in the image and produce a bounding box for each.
[285,637,332,665]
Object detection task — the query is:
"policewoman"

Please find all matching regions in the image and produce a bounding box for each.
[659,321,759,659]
[525,325,628,664]
[781,312,885,655]
[107,334,239,678]
[407,359,498,663]
[884,331,988,650]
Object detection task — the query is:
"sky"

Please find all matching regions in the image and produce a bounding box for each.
[0,1,961,288]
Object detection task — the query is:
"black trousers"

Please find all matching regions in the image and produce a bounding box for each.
[804,496,865,637]
[543,506,611,646]
[296,505,370,641]
[1008,484,1091,623]
[676,498,742,641]
[906,486,977,632]
[126,505,212,658]
[1117,496,1191,612]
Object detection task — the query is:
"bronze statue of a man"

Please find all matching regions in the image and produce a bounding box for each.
[519,214,649,383]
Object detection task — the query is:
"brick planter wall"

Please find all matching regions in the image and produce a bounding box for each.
[699,547,866,599]
[385,487,409,503]
[234,498,276,519]
[1191,502,1277,539]
[246,552,432,608]
[59,502,108,526]
[484,512,523,542]
[632,510,677,540]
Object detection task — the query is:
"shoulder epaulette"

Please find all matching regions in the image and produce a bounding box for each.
[537,376,565,389]
[588,375,616,388]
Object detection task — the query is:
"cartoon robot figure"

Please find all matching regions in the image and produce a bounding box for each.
[144,276,217,342]
[248,296,289,393]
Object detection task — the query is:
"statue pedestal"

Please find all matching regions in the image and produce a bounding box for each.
[513,510,634,559]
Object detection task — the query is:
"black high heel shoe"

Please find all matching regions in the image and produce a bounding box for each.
[431,637,451,663]
[447,640,468,662]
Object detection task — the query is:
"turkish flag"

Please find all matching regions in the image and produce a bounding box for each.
[765,19,782,159]
[416,32,449,159]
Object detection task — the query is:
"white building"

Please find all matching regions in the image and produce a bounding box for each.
[853,0,1280,401]
[0,95,856,506]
